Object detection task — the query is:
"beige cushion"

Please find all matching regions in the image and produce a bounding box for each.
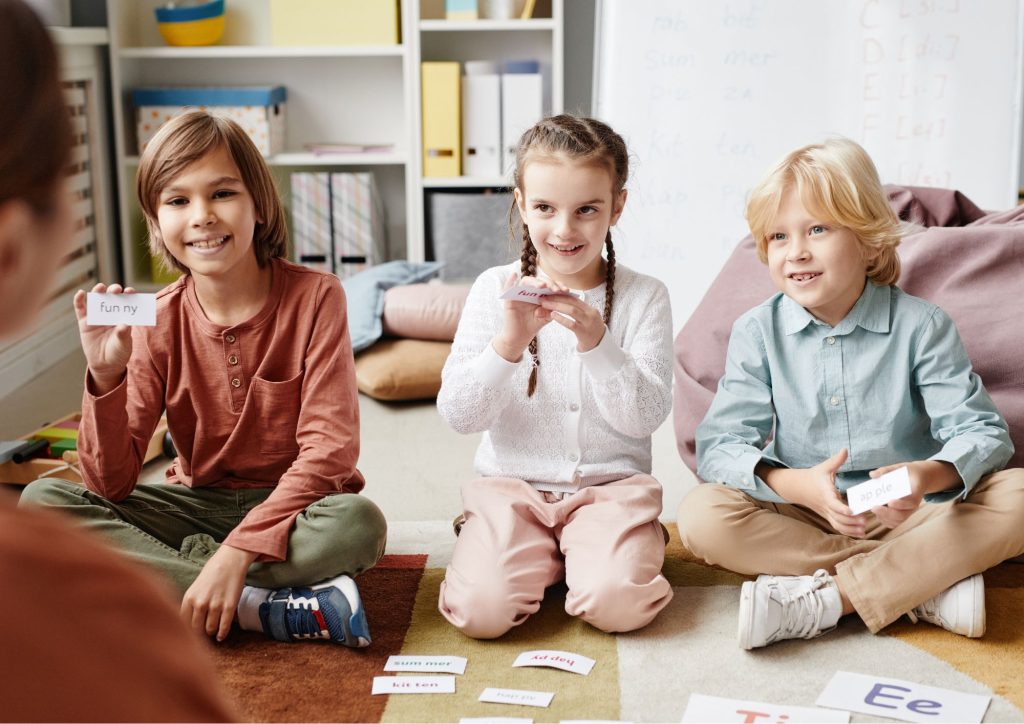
[382,283,470,342]
[355,339,452,401]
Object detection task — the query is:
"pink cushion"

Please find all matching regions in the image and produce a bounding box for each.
[674,185,1023,474]
[381,283,470,342]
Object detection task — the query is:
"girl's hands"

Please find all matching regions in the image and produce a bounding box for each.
[492,273,560,362]
[73,283,135,394]
[181,543,258,642]
[538,292,605,352]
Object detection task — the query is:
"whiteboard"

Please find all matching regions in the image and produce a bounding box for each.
[594,0,1024,329]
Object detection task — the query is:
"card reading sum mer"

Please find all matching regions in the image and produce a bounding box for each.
[846,466,912,515]
[87,293,157,326]
[499,284,584,305]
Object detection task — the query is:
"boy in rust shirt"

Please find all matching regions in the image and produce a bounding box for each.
[22,111,387,647]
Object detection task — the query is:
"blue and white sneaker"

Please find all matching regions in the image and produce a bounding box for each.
[259,574,371,647]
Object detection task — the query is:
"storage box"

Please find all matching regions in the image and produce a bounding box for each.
[429,191,517,281]
[132,86,287,157]
[0,413,169,486]
[270,0,400,46]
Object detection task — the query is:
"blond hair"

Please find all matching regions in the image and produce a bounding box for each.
[510,114,629,396]
[746,137,901,285]
[136,110,287,274]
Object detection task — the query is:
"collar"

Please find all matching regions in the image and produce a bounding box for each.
[782,281,891,336]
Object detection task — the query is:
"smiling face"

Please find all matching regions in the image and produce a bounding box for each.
[155,144,262,286]
[765,186,869,327]
[514,156,625,290]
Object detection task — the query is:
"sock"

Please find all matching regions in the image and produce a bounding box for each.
[237,585,274,632]
[819,578,843,629]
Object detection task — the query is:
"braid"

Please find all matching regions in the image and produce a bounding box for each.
[520,225,540,397]
[603,230,616,327]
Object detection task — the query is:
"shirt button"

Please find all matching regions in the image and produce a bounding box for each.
[569,453,579,462]
[231,378,241,388]
[569,403,579,412]
[225,334,236,344]
[826,336,836,345]
[228,354,238,365]
[830,396,840,406]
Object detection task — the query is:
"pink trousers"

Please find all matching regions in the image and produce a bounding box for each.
[438,474,673,639]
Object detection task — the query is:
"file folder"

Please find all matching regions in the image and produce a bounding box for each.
[422,62,462,177]
[461,73,502,177]
[500,72,543,175]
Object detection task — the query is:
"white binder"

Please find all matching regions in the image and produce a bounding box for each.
[461,73,502,178]
[500,73,543,175]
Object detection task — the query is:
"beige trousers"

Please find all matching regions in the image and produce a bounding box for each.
[439,475,673,639]
[677,468,1024,633]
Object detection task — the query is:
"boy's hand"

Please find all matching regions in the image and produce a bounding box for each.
[538,293,605,352]
[806,449,868,538]
[493,273,557,362]
[73,283,135,395]
[181,544,258,642]
[868,460,960,529]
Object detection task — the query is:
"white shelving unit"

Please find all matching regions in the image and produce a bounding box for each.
[106,0,563,286]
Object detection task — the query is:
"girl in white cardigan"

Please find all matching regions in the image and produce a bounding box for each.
[437,114,674,638]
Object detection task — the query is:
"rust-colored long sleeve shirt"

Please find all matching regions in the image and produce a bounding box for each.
[79,259,365,561]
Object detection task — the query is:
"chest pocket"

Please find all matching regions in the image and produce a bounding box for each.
[251,373,303,454]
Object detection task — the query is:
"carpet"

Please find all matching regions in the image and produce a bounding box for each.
[210,522,1024,723]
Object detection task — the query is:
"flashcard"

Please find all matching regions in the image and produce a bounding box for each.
[499,284,585,305]
[681,693,849,723]
[846,466,912,515]
[86,293,157,326]
[512,650,595,676]
[371,675,456,695]
[478,688,554,708]
[816,671,990,723]
[384,655,468,675]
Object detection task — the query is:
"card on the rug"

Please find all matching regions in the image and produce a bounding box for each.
[384,655,467,675]
[512,650,595,676]
[499,284,584,305]
[86,292,157,326]
[371,675,456,695]
[816,671,990,723]
[681,693,849,723]
[846,466,912,515]
[478,688,554,708]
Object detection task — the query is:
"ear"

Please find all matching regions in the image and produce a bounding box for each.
[514,187,526,217]
[610,189,627,226]
[0,199,34,277]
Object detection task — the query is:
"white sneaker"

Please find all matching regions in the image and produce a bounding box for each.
[738,569,843,650]
[908,573,985,638]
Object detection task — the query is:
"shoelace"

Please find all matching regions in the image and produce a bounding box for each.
[906,597,936,625]
[286,597,329,639]
[777,571,829,641]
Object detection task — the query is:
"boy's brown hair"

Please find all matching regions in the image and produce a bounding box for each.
[136,110,287,274]
[746,137,902,286]
[0,0,72,216]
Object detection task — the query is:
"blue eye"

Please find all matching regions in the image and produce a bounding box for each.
[810,225,826,235]
[769,232,786,242]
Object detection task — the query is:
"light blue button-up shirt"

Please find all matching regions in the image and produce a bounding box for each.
[696,281,1013,504]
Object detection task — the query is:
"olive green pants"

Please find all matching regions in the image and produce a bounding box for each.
[19,478,387,594]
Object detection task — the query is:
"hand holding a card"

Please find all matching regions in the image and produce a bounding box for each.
[537,285,605,352]
[73,283,136,394]
[867,459,961,528]
[493,273,566,362]
[760,448,867,538]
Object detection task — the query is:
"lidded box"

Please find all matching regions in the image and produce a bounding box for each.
[132,86,287,157]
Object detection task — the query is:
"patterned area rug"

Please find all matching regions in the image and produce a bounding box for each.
[210,522,1024,722]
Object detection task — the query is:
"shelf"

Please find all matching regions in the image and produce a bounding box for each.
[118,45,406,59]
[423,176,512,188]
[125,152,407,167]
[420,19,555,31]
